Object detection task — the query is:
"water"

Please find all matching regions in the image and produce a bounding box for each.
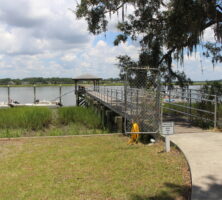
[0,85,204,107]
[0,86,76,106]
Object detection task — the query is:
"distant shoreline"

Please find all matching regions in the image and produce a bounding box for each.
[0,81,221,88]
[0,83,124,87]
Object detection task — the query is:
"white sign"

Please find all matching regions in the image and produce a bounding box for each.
[162,122,174,135]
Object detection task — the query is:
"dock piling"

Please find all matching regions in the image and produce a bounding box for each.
[59,85,62,104]
[34,85,36,103]
[115,116,123,133]
[7,85,10,104]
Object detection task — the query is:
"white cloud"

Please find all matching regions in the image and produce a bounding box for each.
[0,0,220,81]
[203,27,216,43]
[176,51,222,81]
[61,54,76,62]
[0,0,90,55]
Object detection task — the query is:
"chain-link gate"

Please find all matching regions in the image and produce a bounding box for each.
[124,67,161,134]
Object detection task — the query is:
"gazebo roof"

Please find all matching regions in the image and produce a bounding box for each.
[73,74,102,81]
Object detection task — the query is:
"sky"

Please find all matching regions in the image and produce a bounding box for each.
[0,0,221,81]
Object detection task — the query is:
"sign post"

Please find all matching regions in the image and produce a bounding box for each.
[162,122,174,152]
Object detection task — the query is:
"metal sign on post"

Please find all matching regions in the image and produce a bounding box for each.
[162,122,174,135]
[162,122,174,152]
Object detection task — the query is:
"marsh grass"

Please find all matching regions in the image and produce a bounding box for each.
[0,106,106,138]
[58,106,102,129]
[0,107,52,130]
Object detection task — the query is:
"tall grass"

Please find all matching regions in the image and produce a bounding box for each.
[0,106,105,138]
[58,107,102,129]
[0,107,52,130]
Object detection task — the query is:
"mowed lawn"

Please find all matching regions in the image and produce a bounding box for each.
[0,135,190,200]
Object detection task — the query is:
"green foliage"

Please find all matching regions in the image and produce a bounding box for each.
[58,106,102,129]
[0,107,52,130]
[75,0,222,87]
[203,43,222,66]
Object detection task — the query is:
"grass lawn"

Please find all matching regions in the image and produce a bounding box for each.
[0,135,190,200]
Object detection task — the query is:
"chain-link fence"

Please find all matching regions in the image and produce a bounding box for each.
[124,67,161,134]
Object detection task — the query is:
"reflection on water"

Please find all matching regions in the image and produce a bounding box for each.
[0,86,76,106]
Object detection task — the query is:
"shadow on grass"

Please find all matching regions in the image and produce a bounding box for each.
[130,183,190,200]
[130,175,222,200]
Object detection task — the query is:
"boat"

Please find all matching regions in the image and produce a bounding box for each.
[9,100,62,108]
[0,102,9,108]
[163,96,186,103]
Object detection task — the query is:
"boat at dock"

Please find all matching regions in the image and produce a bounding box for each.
[0,102,10,108]
[163,96,186,103]
[9,100,62,108]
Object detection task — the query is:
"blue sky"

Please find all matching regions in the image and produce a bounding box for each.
[0,0,221,81]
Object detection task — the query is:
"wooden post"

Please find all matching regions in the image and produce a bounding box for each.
[100,105,105,128]
[115,116,123,133]
[106,110,113,132]
[7,85,10,104]
[34,84,36,103]
[59,85,62,104]
[98,80,100,92]
[75,81,79,106]
[93,80,96,91]
[75,80,78,94]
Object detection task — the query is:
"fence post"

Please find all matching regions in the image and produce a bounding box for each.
[165,135,171,152]
[168,89,171,103]
[189,89,192,123]
[111,89,113,105]
[7,85,10,104]
[116,90,118,106]
[34,84,36,103]
[214,95,217,129]
[107,89,108,103]
[59,85,62,104]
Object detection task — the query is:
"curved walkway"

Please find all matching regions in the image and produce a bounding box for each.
[170,132,222,200]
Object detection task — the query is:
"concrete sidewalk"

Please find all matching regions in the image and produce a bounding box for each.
[170,132,222,200]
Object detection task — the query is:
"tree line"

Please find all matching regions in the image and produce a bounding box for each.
[0,77,122,85]
[0,78,74,85]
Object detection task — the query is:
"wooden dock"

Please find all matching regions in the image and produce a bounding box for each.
[76,86,160,134]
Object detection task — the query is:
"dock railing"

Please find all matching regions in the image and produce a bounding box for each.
[163,88,218,129]
[85,85,161,134]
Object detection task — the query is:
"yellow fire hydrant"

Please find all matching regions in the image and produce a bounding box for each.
[128,122,140,144]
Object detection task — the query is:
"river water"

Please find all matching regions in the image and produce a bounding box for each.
[0,85,203,107]
[0,86,76,106]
